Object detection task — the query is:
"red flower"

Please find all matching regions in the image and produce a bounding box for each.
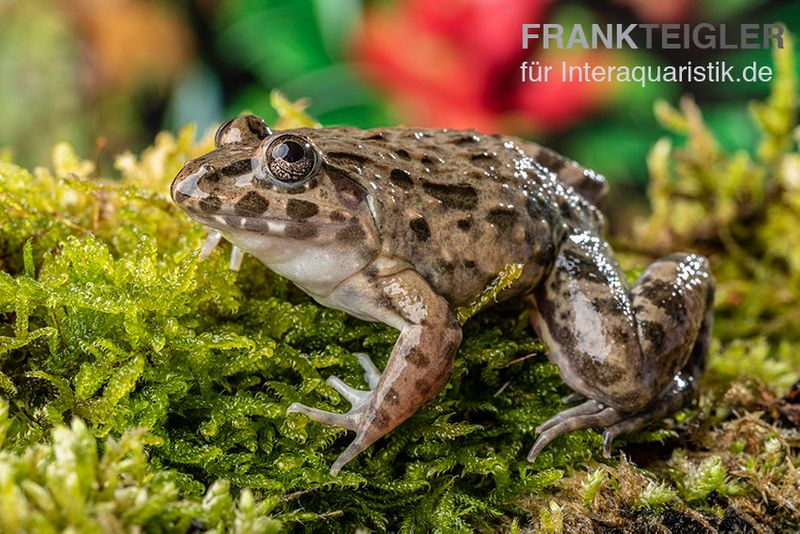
[352,0,618,133]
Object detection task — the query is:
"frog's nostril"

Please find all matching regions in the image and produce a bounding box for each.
[172,168,208,202]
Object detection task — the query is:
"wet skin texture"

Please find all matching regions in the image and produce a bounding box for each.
[171,115,715,474]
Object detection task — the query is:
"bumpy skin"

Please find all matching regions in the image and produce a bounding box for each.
[171,115,715,474]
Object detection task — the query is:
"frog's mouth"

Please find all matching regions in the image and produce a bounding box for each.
[188,209,354,243]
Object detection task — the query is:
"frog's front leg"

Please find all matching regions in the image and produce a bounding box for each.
[527,241,715,461]
[287,267,462,475]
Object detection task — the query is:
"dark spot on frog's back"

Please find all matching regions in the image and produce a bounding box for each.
[221,159,251,176]
[389,168,413,189]
[453,134,479,144]
[487,207,518,232]
[422,182,478,210]
[456,218,472,231]
[434,258,454,274]
[329,210,348,222]
[396,149,410,160]
[286,198,319,220]
[409,217,431,241]
[235,191,269,216]
[199,195,221,213]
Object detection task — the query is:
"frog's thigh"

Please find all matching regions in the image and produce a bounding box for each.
[532,246,713,413]
[532,240,646,410]
[629,253,714,397]
[596,253,714,448]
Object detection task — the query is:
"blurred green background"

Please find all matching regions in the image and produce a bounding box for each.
[1,0,799,191]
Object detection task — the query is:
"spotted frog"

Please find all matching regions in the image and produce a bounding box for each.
[171,115,715,474]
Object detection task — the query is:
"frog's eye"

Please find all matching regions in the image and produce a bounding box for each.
[264,134,319,184]
[215,115,271,148]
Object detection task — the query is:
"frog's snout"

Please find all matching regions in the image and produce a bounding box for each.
[171,163,215,206]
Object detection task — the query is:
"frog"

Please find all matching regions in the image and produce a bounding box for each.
[170,115,715,475]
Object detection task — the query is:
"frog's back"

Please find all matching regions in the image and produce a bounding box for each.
[309,127,607,306]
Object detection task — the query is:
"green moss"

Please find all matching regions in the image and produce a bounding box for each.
[2,41,800,531]
[0,400,282,533]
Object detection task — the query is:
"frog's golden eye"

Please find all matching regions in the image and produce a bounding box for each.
[265,134,319,184]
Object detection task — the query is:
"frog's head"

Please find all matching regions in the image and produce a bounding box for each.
[170,115,381,295]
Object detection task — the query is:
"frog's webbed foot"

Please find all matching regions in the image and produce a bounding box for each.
[287,353,382,474]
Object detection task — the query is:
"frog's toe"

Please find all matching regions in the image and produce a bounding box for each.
[228,246,245,271]
[601,413,653,457]
[287,392,377,475]
[535,399,605,434]
[288,367,376,430]
[353,352,381,389]
[561,391,586,404]
[286,402,360,432]
[326,376,370,405]
[528,406,623,462]
[599,380,694,457]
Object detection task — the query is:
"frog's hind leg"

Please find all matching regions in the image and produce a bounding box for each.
[599,284,713,456]
[533,290,712,460]
[528,327,708,461]
[527,246,714,462]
